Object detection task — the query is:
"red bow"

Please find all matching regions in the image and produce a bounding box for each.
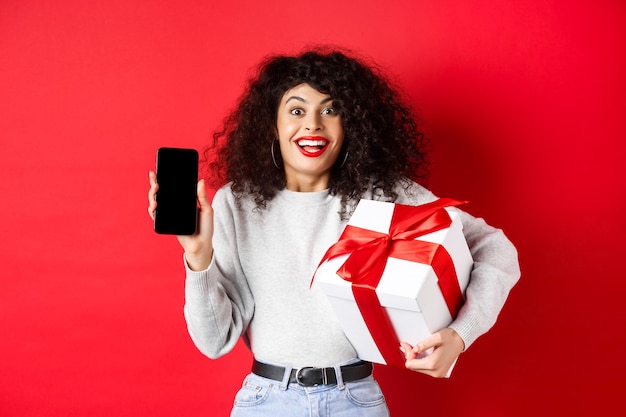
[313,198,467,367]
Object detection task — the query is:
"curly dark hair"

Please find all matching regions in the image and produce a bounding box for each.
[204,46,429,218]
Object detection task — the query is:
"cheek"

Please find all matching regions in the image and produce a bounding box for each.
[276,119,297,140]
[334,117,345,135]
[334,123,345,143]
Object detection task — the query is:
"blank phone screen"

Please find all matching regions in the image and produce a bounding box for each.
[154,147,199,235]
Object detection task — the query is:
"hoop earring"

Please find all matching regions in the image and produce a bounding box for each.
[271,139,280,169]
[338,150,349,168]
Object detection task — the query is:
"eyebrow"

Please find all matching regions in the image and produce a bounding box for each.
[284,96,334,105]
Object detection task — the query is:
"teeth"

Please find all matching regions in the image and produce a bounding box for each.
[297,139,326,147]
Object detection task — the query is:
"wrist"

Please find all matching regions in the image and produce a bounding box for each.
[447,327,466,352]
[184,250,212,272]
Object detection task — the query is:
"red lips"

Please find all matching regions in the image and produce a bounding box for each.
[295,136,329,157]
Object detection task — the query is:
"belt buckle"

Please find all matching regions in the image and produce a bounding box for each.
[295,367,327,386]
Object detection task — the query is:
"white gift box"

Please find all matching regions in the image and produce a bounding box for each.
[312,199,473,370]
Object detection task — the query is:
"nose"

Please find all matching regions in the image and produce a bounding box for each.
[304,113,322,131]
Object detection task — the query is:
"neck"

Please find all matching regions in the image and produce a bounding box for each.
[285,172,330,192]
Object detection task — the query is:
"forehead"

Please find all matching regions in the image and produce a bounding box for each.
[280,83,332,104]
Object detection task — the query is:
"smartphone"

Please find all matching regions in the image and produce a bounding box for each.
[154,147,199,235]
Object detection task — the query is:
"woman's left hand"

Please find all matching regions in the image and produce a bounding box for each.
[400,328,465,378]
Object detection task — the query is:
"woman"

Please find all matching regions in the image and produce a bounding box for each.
[148,48,520,416]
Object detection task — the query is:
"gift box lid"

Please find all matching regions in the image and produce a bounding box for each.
[313,199,473,314]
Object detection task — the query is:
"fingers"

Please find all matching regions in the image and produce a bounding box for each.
[196,179,214,223]
[401,329,464,378]
[412,332,442,355]
[402,344,446,378]
[148,171,158,220]
[399,342,417,360]
[175,178,214,271]
[401,341,435,374]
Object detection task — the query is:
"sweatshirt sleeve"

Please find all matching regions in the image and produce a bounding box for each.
[383,180,521,350]
[448,209,521,349]
[182,188,255,359]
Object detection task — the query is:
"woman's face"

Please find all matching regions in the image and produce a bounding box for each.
[276,83,345,192]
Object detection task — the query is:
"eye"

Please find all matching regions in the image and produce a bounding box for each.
[290,108,304,116]
[322,107,338,116]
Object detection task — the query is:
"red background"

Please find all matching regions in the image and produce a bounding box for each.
[1,1,625,415]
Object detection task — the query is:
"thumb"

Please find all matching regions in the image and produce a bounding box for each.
[197,180,211,212]
[413,333,440,354]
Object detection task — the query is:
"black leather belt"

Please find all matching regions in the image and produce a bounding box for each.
[252,359,373,387]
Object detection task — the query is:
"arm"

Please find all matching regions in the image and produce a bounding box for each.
[403,209,521,376]
[450,210,521,347]
[149,173,253,358]
[182,187,255,359]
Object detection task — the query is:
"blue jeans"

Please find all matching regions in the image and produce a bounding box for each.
[230,365,389,417]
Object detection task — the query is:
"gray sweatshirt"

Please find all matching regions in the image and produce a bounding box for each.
[183,181,520,368]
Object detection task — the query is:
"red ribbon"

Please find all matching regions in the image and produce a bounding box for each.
[313,198,467,367]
